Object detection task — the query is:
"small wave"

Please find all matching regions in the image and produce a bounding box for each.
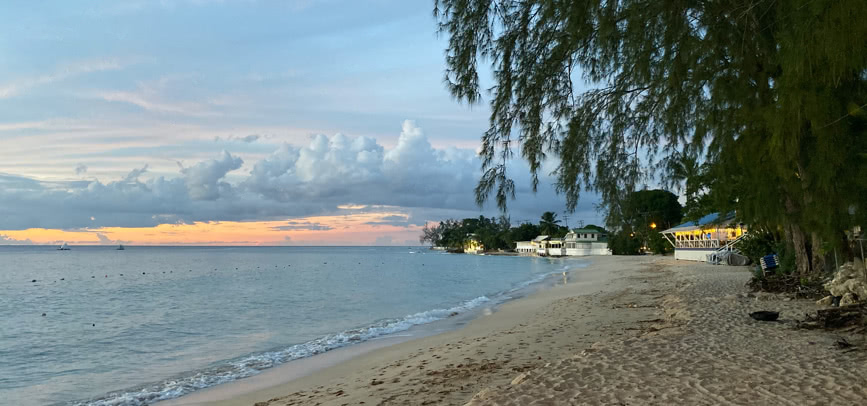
[74,296,491,406]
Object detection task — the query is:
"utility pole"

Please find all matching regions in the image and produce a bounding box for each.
[562,212,569,229]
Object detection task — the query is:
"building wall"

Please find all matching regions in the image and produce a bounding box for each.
[674,248,716,262]
[517,240,611,256]
[565,233,599,242]
[565,242,611,256]
[547,248,566,256]
[515,242,535,256]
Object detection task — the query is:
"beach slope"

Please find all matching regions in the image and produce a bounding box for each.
[176,256,662,406]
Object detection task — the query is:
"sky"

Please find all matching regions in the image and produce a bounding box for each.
[0,0,603,246]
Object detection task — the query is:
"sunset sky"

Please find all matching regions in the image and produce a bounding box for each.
[0,0,602,246]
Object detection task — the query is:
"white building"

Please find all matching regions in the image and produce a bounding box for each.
[542,237,565,256]
[564,228,611,256]
[515,240,536,255]
[515,229,611,257]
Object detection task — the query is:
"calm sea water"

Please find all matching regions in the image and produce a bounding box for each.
[0,246,581,406]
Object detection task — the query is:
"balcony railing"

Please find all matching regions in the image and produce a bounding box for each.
[674,239,722,249]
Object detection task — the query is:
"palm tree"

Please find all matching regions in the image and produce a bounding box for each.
[664,151,703,201]
[539,211,561,236]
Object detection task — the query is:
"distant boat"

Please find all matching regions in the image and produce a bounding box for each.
[57,243,70,250]
[116,244,125,250]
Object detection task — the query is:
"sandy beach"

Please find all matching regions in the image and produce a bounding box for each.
[169,256,867,406]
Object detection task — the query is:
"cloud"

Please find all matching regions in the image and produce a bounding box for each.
[0,58,131,99]
[123,164,148,182]
[181,150,243,200]
[0,121,602,231]
[215,134,261,143]
[270,221,333,231]
[100,90,219,117]
[96,233,113,244]
[243,120,480,211]
[364,214,411,227]
[0,234,33,245]
[75,164,88,175]
[337,204,367,210]
[96,75,222,117]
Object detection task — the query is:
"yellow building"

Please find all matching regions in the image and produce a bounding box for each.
[463,234,484,254]
[661,213,746,262]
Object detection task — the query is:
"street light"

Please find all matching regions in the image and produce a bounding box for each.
[650,222,657,229]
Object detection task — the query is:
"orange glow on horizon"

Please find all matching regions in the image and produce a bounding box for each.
[0,212,423,246]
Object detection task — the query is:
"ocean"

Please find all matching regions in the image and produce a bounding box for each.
[0,246,582,406]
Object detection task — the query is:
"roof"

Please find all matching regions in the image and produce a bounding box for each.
[571,228,602,234]
[661,212,736,234]
[532,235,550,242]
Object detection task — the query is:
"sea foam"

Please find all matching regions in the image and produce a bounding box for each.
[74,296,492,406]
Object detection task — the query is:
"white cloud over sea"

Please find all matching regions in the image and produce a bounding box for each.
[0,121,601,231]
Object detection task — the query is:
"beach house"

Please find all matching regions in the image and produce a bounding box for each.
[463,234,484,254]
[564,228,612,256]
[542,238,566,257]
[515,230,612,257]
[515,241,535,255]
[660,212,746,262]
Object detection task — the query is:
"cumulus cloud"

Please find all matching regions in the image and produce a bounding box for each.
[181,151,243,200]
[244,120,478,210]
[0,234,33,245]
[96,233,113,244]
[123,164,149,182]
[0,121,602,230]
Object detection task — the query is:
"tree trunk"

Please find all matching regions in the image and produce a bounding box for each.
[811,232,826,275]
[783,194,813,278]
[789,223,811,278]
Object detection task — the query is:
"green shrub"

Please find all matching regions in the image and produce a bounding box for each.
[775,240,795,274]
[738,232,776,264]
[647,231,673,255]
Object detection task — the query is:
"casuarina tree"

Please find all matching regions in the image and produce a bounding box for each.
[434,0,867,277]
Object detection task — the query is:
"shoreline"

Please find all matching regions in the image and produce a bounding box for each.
[157,267,559,406]
[166,255,661,406]
[164,255,867,406]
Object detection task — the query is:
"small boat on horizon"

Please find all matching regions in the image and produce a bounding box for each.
[57,242,70,250]
[117,244,125,250]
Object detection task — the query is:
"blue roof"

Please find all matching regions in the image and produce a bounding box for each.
[663,212,735,233]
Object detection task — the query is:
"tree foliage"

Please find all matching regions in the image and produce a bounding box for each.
[616,189,683,232]
[420,212,570,251]
[539,211,564,236]
[435,0,867,275]
[609,230,641,255]
[609,189,682,255]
